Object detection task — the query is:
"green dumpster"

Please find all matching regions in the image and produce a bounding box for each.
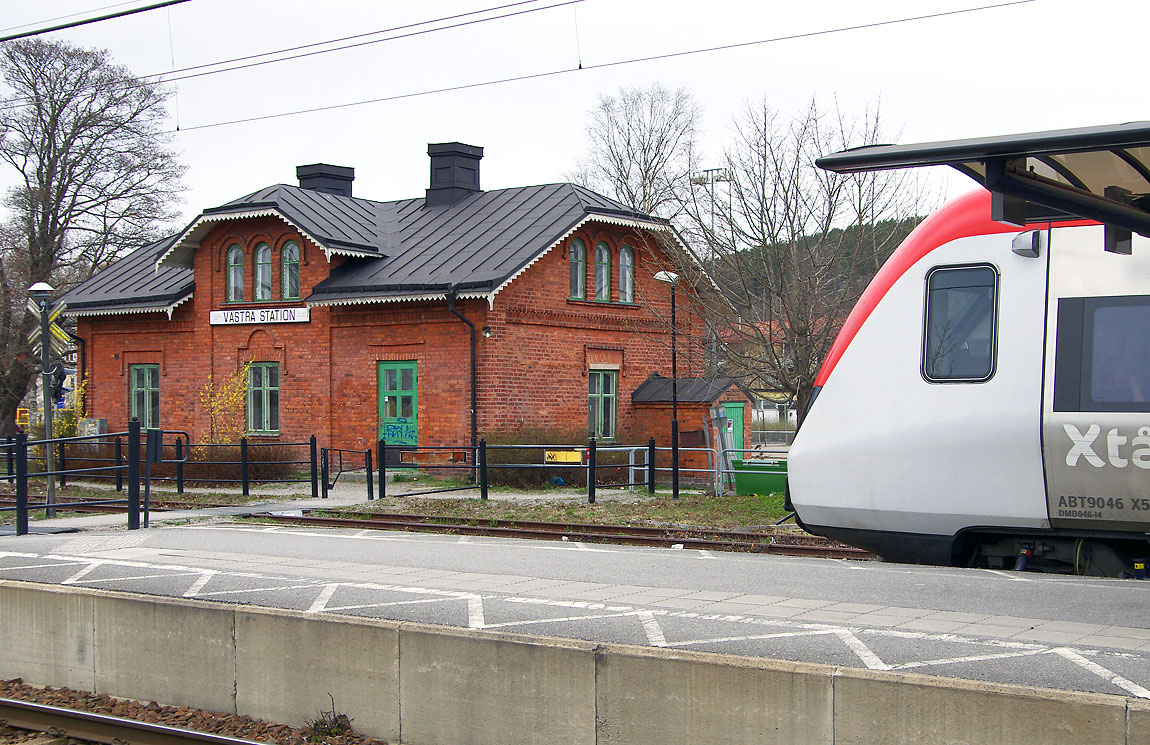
[730,458,787,495]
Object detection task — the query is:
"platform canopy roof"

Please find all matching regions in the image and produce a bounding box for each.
[816,121,1150,239]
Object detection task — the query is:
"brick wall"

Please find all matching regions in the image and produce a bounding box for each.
[77,217,706,450]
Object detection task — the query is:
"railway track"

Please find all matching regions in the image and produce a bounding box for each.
[0,698,263,745]
[260,509,875,559]
[0,497,228,513]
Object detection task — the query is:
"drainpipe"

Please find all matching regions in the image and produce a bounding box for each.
[446,291,477,453]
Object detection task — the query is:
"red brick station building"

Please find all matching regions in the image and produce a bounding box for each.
[62,143,751,456]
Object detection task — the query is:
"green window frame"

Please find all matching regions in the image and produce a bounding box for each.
[129,364,160,430]
[594,243,611,301]
[254,243,272,301]
[569,238,586,299]
[619,245,634,303]
[282,241,300,300]
[226,245,244,302]
[588,369,617,440]
[247,362,280,435]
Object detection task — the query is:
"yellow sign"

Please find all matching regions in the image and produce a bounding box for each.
[16,408,29,427]
[545,449,584,464]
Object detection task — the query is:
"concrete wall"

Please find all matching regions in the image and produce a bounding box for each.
[0,580,1141,745]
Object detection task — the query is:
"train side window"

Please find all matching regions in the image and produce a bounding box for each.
[1055,296,1150,412]
[922,265,998,382]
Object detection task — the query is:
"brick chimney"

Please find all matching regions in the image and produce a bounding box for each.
[426,143,483,207]
[297,164,354,197]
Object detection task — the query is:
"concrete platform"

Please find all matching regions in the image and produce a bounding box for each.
[0,580,1142,745]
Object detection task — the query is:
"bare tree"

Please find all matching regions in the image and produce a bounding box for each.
[675,98,929,423]
[570,84,701,218]
[0,38,186,435]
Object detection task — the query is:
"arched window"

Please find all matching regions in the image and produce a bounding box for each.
[282,241,300,300]
[226,245,244,302]
[595,243,611,301]
[254,243,272,300]
[569,238,586,299]
[619,245,634,303]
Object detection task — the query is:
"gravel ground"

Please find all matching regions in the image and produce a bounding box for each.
[0,679,388,745]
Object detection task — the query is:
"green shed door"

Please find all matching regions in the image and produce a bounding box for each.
[723,402,745,452]
[378,361,418,447]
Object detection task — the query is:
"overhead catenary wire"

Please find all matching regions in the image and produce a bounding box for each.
[172,0,1039,134]
[0,0,579,115]
[0,0,193,43]
[0,0,144,34]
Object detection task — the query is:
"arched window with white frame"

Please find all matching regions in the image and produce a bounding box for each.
[226,245,244,302]
[619,245,634,303]
[254,243,272,300]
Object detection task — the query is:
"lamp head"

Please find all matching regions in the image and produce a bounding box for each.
[28,281,54,299]
[653,271,679,285]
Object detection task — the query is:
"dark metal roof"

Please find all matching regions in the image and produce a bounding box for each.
[61,235,193,315]
[65,179,669,314]
[310,183,659,303]
[631,374,740,404]
[816,121,1150,237]
[204,184,385,257]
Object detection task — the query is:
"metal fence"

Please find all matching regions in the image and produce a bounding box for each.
[12,433,322,498]
[2,420,142,534]
[373,438,721,504]
[2,424,768,538]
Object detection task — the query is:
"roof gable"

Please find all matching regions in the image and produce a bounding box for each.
[61,236,193,317]
[63,179,683,315]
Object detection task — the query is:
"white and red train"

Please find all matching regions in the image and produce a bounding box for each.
[788,123,1150,575]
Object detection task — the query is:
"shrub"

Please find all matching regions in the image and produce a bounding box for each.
[480,425,637,489]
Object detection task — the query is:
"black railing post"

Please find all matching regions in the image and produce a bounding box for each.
[379,439,387,500]
[648,437,656,494]
[15,432,28,536]
[479,439,488,501]
[58,439,67,487]
[309,435,319,498]
[6,436,13,484]
[321,449,329,499]
[127,419,141,530]
[240,437,250,497]
[588,437,596,504]
[175,437,185,494]
[365,448,374,501]
[115,435,123,492]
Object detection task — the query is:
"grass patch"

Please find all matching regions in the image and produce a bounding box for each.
[357,490,788,530]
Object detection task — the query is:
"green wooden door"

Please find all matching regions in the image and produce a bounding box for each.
[378,361,418,447]
[723,402,745,452]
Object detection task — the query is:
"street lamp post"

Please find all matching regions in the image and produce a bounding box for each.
[653,271,680,500]
[28,282,56,517]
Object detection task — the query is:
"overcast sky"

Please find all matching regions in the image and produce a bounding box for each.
[1,0,1140,226]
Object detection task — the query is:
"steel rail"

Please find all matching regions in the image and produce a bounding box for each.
[312,509,833,544]
[0,697,265,745]
[257,512,874,559]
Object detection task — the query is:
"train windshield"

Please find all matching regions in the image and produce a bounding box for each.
[922,265,998,382]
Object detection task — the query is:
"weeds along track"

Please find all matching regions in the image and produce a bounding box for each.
[259,510,875,559]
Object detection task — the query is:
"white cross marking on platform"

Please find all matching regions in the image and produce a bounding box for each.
[183,571,218,597]
[638,611,667,646]
[468,595,485,628]
[61,561,102,584]
[1050,647,1150,698]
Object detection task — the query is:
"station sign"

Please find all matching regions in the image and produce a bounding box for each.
[209,307,310,326]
